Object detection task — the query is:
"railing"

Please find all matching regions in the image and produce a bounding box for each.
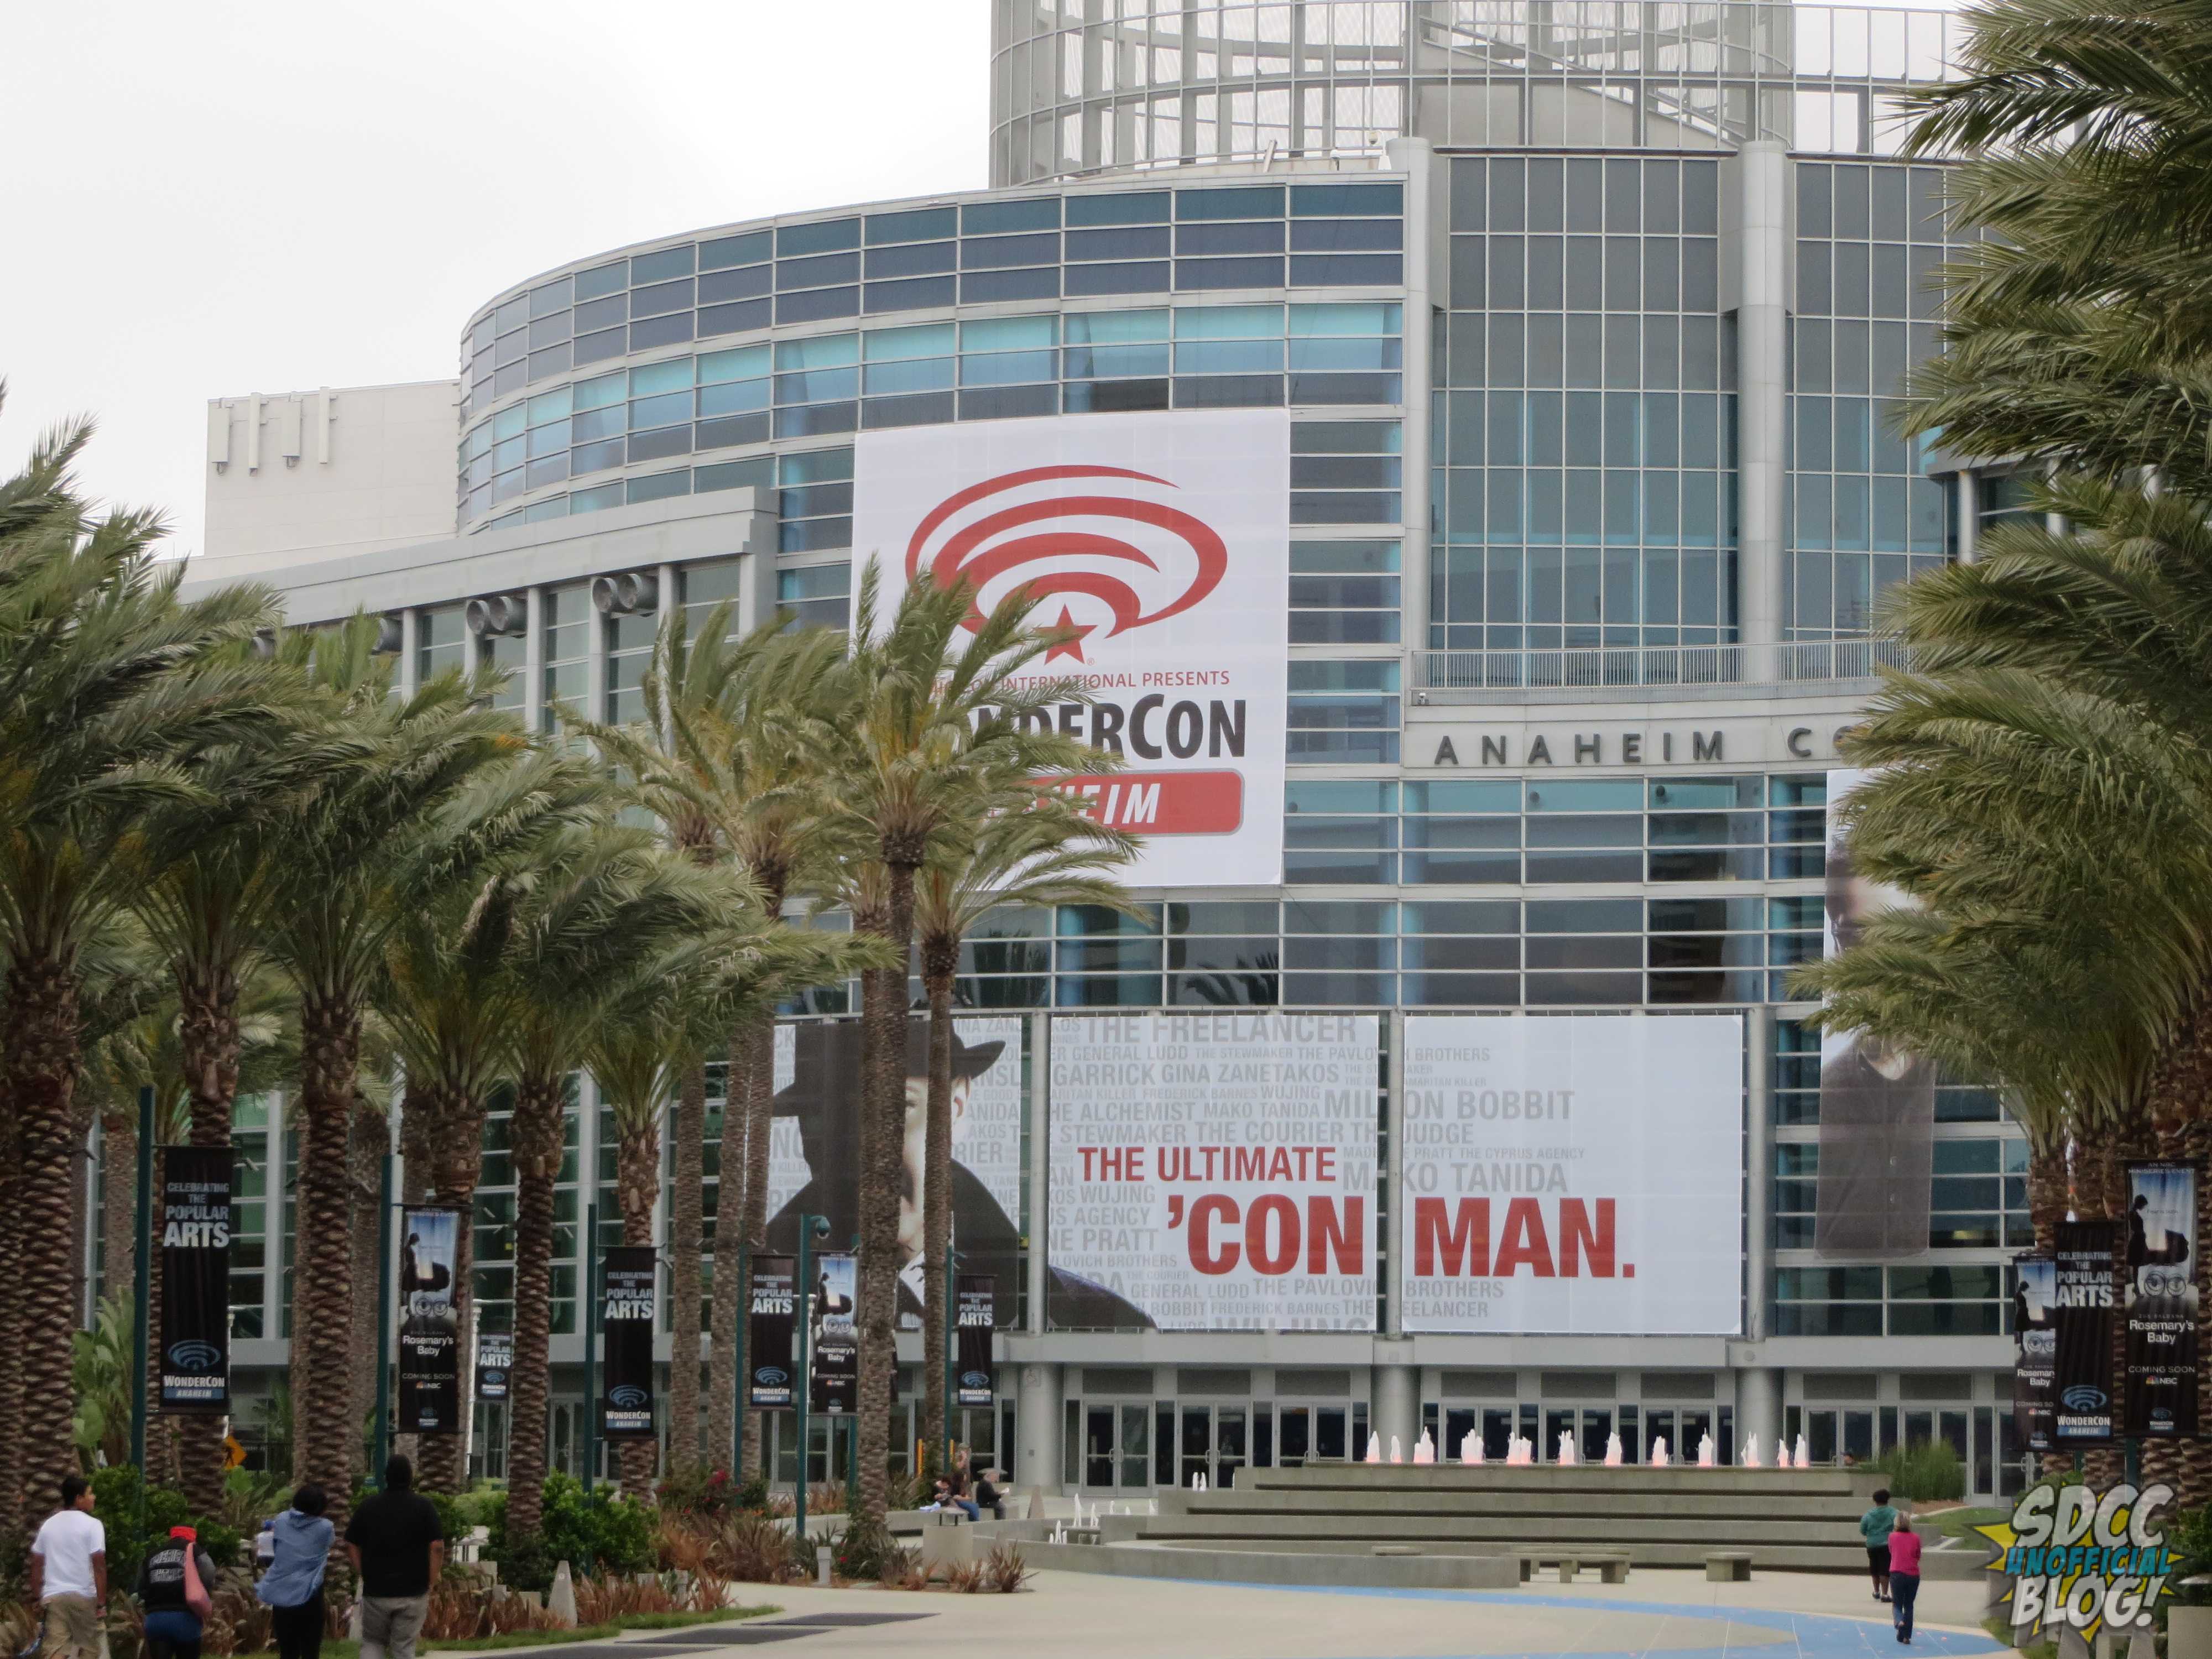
[1408,639,1910,701]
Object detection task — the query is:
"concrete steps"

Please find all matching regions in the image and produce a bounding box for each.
[1108,1462,1889,1574]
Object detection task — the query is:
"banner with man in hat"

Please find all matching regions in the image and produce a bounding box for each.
[765,1017,1062,1328]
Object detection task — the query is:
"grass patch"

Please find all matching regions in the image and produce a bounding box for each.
[294,1606,782,1659]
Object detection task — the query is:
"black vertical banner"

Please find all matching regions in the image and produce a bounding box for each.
[475,1332,512,1404]
[2125,1161,2200,1438]
[601,1247,657,1439]
[747,1255,796,1410]
[2014,1254,2056,1454]
[159,1147,233,1413]
[956,1275,995,1408]
[811,1253,858,1415]
[2053,1220,2117,1444]
[397,1206,465,1433]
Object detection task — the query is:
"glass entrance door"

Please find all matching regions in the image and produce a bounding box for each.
[1074,1400,1154,1490]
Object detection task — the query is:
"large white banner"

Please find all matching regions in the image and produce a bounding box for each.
[1048,1013,1378,1331]
[763,1016,1024,1325]
[850,410,1291,889]
[1400,1015,1744,1335]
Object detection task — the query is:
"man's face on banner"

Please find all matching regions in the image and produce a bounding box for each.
[898,1071,973,1259]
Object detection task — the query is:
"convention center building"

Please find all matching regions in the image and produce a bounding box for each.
[190,0,2031,1501]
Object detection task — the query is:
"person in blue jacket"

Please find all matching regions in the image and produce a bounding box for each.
[255,1485,333,1659]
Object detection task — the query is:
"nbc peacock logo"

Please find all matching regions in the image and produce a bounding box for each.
[904,464,1228,663]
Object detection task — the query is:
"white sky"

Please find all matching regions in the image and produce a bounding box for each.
[0,1,991,560]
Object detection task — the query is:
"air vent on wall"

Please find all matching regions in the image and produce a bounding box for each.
[465,592,529,637]
[591,571,659,616]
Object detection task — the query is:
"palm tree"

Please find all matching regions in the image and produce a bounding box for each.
[813,562,1101,1529]
[582,609,849,1480]
[0,403,279,1522]
[374,746,611,1491]
[910,785,1138,1469]
[1897,0,2212,491]
[257,622,528,1532]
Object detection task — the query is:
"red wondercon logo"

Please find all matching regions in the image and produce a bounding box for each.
[904,464,1227,662]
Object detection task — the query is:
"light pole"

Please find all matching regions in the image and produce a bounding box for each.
[941,1246,962,1477]
[581,1200,601,1492]
[729,1240,749,1480]
[370,1150,395,1486]
[792,1214,829,1545]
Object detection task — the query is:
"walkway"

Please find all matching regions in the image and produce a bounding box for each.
[567,1569,2010,1658]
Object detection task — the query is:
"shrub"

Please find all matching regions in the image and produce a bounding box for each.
[657,1465,732,1520]
[1871,1439,1966,1504]
[833,1513,902,1584]
[716,1513,806,1584]
[984,1543,1033,1594]
[732,1472,770,1515]
[88,1467,244,1589]
[482,1473,655,1586]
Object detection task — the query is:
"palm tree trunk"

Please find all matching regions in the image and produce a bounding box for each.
[920,941,958,1479]
[349,1098,388,1486]
[736,1010,776,1482]
[7,948,88,1511]
[504,1071,564,1543]
[416,1088,481,1495]
[0,1072,23,1537]
[101,1108,135,1307]
[668,1062,705,1473]
[617,1117,660,1499]
[295,990,362,1538]
[855,868,916,1530]
[176,961,241,1516]
[708,1028,749,1480]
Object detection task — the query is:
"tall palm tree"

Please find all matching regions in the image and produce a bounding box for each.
[583,609,849,1479]
[0,404,278,1521]
[1900,0,2212,492]
[910,787,1138,1468]
[813,563,1100,1528]
[257,622,527,1533]
[375,747,611,1491]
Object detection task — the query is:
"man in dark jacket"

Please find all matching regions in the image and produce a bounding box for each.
[344,1456,445,1659]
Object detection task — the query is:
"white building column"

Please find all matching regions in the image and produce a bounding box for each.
[1016,1360,1064,1499]
[1746,1005,1775,1343]
[398,608,420,699]
[1954,469,1978,565]
[1723,142,1793,672]
[1026,1014,1050,1337]
[1372,1357,1417,1460]
[1736,1367,1784,1463]
[524,587,546,733]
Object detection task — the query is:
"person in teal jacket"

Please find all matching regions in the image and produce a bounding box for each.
[1859,1486,1900,1602]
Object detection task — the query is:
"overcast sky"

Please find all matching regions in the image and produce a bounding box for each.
[0,2,990,559]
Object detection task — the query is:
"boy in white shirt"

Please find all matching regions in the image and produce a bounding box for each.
[29,1473,107,1659]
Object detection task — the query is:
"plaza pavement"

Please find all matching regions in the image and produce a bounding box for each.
[583,1568,2010,1658]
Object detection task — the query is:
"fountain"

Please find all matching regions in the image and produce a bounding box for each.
[1365,1432,1382,1464]
[1650,1436,1670,1467]
[1697,1433,1717,1468]
[1556,1432,1578,1466]
[1796,1433,1812,1468]
[1460,1430,1483,1465]
[1504,1434,1533,1466]
[1742,1434,1762,1468]
[1413,1431,1434,1464]
[1390,1434,1404,1464]
[1775,1439,1792,1469]
[1603,1431,1623,1466]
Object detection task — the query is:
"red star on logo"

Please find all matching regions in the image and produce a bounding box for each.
[1044,604,1094,663]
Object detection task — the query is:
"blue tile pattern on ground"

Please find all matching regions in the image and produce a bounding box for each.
[1198,1582,2009,1659]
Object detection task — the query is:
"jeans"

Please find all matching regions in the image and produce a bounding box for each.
[360,1593,429,1659]
[143,1607,204,1659]
[272,1591,326,1659]
[1891,1572,1920,1640]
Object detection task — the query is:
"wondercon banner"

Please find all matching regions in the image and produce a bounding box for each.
[747,1255,797,1411]
[475,1332,512,1405]
[2054,1220,2117,1445]
[2015,1255,2057,1454]
[956,1276,995,1408]
[159,1147,233,1412]
[1987,1479,2176,1639]
[397,1207,463,1433]
[1400,1015,1745,1335]
[2125,1161,2199,1438]
[767,1017,1022,1331]
[1047,1013,1379,1332]
[849,408,1292,890]
[810,1254,858,1415]
[600,1247,657,1439]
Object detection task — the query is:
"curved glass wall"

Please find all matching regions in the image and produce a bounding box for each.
[990,0,1967,187]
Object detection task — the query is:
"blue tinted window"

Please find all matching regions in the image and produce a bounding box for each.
[631,246,695,283]
[962,197,1061,234]
[1177,186,1285,221]
[778,218,860,256]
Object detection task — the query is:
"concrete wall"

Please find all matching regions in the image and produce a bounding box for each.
[200,379,458,578]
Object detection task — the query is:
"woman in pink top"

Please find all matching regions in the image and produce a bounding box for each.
[1885,1524,1923,1642]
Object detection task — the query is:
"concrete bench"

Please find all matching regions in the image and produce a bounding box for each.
[1512,1548,1631,1585]
[1705,1552,1752,1583]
